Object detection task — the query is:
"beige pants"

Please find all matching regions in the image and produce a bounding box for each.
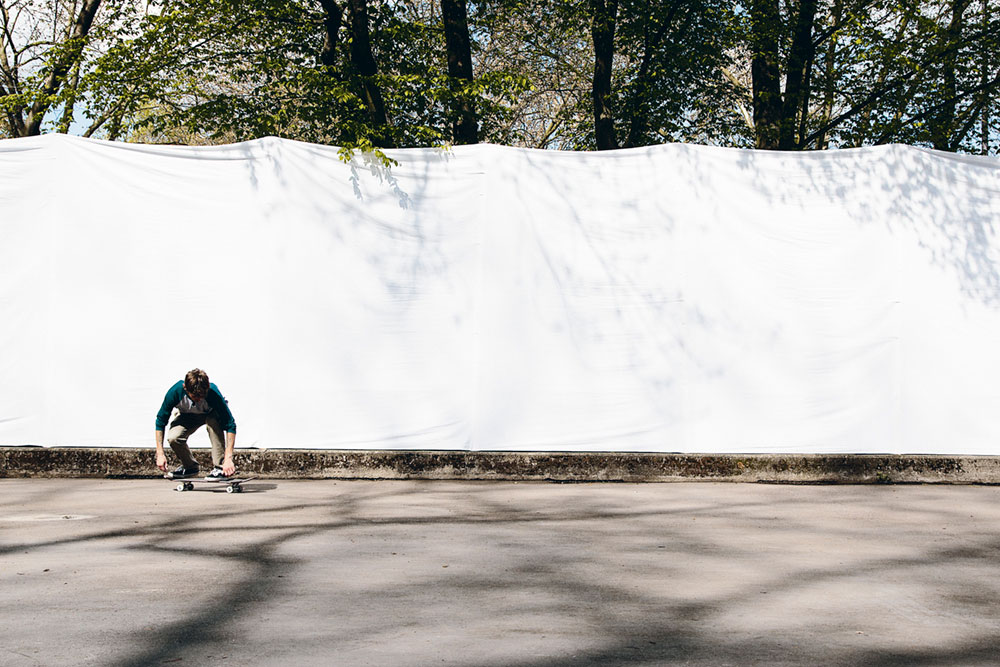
[167,412,226,469]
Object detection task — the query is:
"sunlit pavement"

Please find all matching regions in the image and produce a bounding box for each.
[3,479,1000,666]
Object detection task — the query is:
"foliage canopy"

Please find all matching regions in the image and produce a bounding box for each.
[1,0,998,154]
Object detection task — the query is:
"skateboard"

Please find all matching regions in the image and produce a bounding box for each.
[170,476,256,494]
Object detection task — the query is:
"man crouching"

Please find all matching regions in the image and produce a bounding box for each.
[155,368,237,481]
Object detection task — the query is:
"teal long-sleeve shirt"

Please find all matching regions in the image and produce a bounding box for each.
[155,381,237,433]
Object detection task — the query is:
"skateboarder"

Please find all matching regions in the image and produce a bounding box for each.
[155,368,237,480]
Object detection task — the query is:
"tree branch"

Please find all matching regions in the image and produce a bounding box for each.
[872,67,1000,145]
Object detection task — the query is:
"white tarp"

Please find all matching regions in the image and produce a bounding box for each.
[2,134,1000,453]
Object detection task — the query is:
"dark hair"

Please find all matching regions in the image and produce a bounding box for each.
[184,368,210,398]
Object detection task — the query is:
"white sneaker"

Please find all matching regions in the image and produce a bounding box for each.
[166,465,199,479]
[204,467,230,482]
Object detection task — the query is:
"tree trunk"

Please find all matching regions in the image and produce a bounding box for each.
[318,0,345,69]
[441,0,478,144]
[1,80,26,137]
[750,0,782,149]
[932,0,970,150]
[780,0,817,150]
[816,0,843,149]
[56,60,82,134]
[591,0,619,150]
[347,0,390,141]
[982,0,991,154]
[0,4,26,137]
[24,0,103,136]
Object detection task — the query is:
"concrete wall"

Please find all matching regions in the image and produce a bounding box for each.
[3,448,1000,483]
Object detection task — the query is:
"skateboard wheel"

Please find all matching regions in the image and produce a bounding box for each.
[175,483,185,492]
[184,482,194,491]
[226,485,235,493]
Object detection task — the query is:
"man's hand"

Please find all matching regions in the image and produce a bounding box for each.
[222,456,236,477]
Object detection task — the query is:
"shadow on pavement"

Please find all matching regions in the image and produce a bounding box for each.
[3,481,1000,666]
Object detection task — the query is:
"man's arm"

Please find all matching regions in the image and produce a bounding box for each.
[154,382,183,472]
[222,431,236,476]
[155,429,168,471]
[207,384,237,475]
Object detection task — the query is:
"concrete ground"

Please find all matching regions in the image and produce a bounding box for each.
[3,480,1000,666]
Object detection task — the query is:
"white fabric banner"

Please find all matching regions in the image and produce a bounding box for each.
[2,135,999,453]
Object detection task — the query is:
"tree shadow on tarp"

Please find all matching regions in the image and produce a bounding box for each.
[233,139,475,450]
[500,143,1000,453]
[729,144,1000,308]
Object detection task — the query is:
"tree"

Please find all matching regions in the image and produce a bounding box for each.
[441,0,478,143]
[77,0,529,152]
[0,0,118,138]
[612,0,742,148]
[83,0,421,148]
[483,0,740,151]
[346,0,391,144]
[741,0,1000,152]
[470,0,591,148]
[5,0,997,156]
[779,0,817,149]
[590,0,619,149]
[747,0,821,149]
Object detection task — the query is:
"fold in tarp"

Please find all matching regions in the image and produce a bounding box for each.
[2,135,999,453]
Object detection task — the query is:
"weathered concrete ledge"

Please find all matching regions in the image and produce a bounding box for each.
[2,447,1000,483]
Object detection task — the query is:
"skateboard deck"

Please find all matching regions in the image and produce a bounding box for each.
[169,476,256,493]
